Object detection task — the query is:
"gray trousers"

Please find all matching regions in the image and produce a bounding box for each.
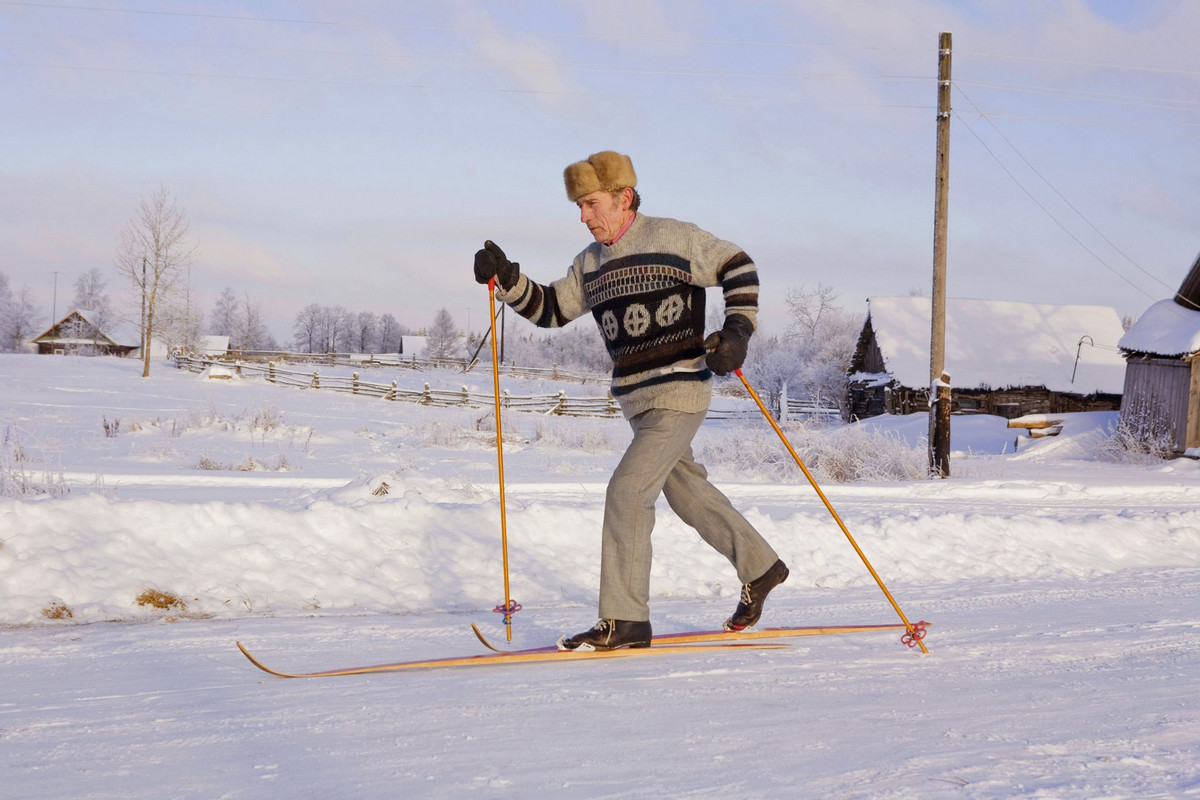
[598,408,781,621]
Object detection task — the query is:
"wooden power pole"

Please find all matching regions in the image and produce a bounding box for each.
[929,31,952,478]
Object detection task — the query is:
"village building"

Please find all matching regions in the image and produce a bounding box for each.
[1117,253,1200,455]
[847,297,1127,420]
[30,308,230,361]
[31,309,138,356]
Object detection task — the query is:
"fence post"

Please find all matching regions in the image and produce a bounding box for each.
[554,390,567,415]
[311,370,320,390]
[461,386,470,405]
[607,391,619,416]
[268,361,276,383]
[352,372,360,395]
[235,360,243,378]
[387,380,397,401]
[422,383,432,404]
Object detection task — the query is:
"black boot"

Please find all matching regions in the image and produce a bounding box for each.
[725,559,789,631]
[556,619,652,651]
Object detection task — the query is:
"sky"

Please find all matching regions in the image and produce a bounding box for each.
[2,0,1198,345]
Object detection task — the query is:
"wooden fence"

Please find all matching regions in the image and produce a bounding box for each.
[194,349,608,384]
[174,354,622,417]
[173,354,842,422]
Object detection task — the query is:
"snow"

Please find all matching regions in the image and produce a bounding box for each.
[866,296,1129,395]
[3,354,1199,798]
[1119,299,1200,357]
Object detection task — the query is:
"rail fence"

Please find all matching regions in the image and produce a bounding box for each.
[173,354,841,422]
[173,354,621,417]
[194,349,608,384]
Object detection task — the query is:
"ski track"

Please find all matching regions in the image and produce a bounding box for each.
[2,573,1198,799]
[4,356,1200,798]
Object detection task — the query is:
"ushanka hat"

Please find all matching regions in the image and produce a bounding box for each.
[563,151,637,202]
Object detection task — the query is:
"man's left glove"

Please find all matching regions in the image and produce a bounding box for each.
[703,314,754,376]
[473,240,520,290]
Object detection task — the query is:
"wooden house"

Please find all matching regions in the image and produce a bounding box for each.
[847,297,1126,420]
[31,309,138,356]
[1117,253,1200,455]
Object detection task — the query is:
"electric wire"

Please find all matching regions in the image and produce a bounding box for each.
[955,85,1200,312]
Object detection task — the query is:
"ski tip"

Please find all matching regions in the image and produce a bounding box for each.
[471,623,505,653]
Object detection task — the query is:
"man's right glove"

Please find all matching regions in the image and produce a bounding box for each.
[473,240,520,290]
[703,314,754,376]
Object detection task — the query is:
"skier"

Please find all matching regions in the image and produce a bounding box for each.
[473,150,788,651]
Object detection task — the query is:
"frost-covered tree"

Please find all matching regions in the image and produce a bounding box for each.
[71,268,114,332]
[378,313,405,353]
[0,272,39,353]
[353,311,378,354]
[744,284,861,418]
[292,303,321,353]
[423,308,459,360]
[113,185,197,376]
[321,306,352,353]
[234,292,270,352]
[209,287,238,338]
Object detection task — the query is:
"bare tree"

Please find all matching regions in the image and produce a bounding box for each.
[114,185,197,376]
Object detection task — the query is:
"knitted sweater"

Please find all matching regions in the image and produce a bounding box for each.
[496,214,759,419]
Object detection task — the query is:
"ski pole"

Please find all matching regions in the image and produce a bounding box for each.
[487,278,518,641]
[734,368,929,654]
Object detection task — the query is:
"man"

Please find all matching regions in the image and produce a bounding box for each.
[474,150,788,651]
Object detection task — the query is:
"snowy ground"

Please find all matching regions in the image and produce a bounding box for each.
[2,354,1198,799]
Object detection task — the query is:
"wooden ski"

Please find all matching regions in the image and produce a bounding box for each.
[472,622,913,652]
[235,639,788,679]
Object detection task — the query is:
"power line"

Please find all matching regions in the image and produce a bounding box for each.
[959,48,1200,79]
[953,85,1197,311]
[0,1,334,25]
[957,78,1200,114]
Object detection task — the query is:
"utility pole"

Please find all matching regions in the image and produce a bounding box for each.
[141,256,148,361]
[929,31,952,478]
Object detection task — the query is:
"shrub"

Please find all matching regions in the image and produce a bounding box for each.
[1095,397,1176,463]
[700,421,925,483]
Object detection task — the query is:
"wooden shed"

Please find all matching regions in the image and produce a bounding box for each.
[1117,252,1200,455]
[847,297,1127,420]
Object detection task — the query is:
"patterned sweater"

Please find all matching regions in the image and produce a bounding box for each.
[496,213,759,419]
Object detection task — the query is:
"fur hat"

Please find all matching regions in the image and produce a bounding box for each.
[563,151,637,202]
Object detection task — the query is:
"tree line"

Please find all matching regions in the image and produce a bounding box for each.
[3,184,863,414]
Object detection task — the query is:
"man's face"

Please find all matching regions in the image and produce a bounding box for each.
[577,189,631,243]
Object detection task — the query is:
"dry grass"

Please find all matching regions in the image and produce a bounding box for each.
[135,588,187,611]
[42,600,74,620]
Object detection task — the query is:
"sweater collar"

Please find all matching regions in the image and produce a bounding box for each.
[604,212,638,247]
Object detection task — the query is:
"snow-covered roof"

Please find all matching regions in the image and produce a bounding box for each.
[201,335,231,355]
[32,309,119,346]
[1118,299,1200,358]
[866,296,1128,395]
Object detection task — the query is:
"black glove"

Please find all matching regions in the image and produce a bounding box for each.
[703,314,753,376]
[473,240,520,290]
